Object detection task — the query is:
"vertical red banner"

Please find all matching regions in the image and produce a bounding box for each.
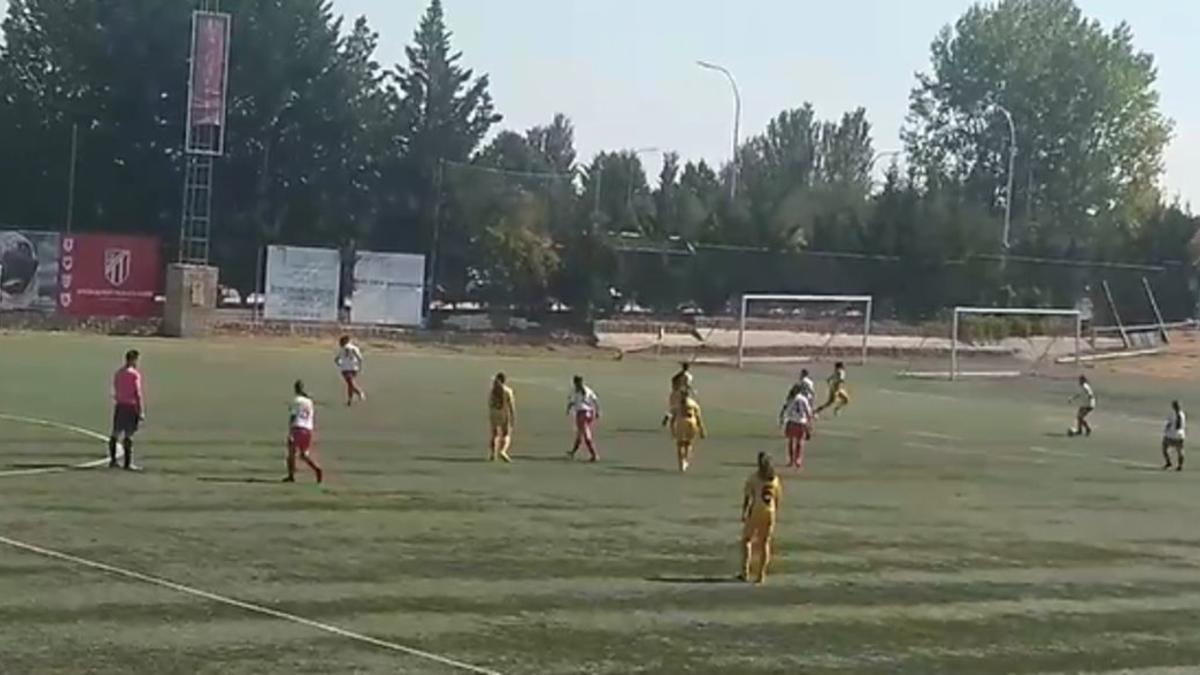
[189,12,230,129]
[59,234,161,318]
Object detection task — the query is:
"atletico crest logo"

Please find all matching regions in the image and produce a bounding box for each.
[104,248,132,287]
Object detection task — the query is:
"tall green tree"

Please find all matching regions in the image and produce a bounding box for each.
[385,0,500,254]
[904,0,1173,257]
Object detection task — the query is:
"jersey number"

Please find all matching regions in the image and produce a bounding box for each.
[760,486,774,505]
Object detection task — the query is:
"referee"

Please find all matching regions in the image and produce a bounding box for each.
[109,350,145,470]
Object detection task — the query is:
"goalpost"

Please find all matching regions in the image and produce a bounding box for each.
[737,294,873,369]
[950,306,1082,381]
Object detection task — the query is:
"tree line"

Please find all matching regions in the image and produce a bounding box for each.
[0,0,1196,320]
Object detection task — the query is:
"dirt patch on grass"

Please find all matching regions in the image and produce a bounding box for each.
[1097,330,1200,381]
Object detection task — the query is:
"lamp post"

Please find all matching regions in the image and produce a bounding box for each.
[696,60,741,201]
[994,104,1017,253]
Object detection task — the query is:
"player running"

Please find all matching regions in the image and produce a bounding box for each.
[662,362,694,427]
[739,452,782,585]
[284,379,323,484]
[815,362,850,417]
[335,335,366,406]
[1067,375,1096,437]
[566,375,601,462]
[1162,400,1186,471]
[779,384,814,470]
[671,388,707,472]
[109,349,145,471]
[488,373,516,463]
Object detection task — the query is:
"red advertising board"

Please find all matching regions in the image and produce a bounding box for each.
[59,234,161,317]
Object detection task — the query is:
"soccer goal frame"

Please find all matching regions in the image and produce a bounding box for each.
[950,306,1082,381]
[737,294,874,369]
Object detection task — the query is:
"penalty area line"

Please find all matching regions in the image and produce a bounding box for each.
[0,412,114,477]
[0,534,503,675]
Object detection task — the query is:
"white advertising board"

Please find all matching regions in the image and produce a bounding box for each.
[263,245,340,322]
[350,251,424,326]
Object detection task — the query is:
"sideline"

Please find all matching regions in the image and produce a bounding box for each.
[0,534,502,675]
[0,411,503,674]
[0,412,113,477]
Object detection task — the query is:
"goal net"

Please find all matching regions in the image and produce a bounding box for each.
[736,294,872,369]
[942,307,1082,381]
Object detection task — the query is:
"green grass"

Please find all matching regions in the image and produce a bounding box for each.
[1,332,1199,674]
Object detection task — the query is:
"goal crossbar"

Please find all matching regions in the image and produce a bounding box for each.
[951,306,1082,380]
[738,294,874,368]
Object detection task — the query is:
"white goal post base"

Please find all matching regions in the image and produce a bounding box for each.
[951,306,1082,381]
[737,294,873,369]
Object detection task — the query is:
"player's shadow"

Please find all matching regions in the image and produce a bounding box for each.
[196,476,283,485]
[604,464,673,474]
[646,575,743,585]
[412,455,489,464]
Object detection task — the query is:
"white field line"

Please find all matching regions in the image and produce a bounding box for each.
[902,441,983,458]
[0,534,501,675]
[0,412,114,477]
[1029,445,1160,470]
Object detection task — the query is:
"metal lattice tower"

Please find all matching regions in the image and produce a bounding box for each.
[179,154,215,263]
[178,0,228,264]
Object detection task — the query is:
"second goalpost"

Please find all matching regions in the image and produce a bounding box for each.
[737,294,874,369]
[950,306,1082,381]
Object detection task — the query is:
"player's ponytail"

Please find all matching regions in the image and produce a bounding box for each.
[490,373,506,410]
[756,451,776,482]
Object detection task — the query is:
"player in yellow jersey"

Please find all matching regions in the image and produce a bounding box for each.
[487,373,516,462]
[670,389,707,472]
[815,361,850,417]
[739,452,782,584]
[662,362,694,427]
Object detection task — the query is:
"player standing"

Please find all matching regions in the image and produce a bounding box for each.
[779,384,814,470]
[671,388,707,472]
[815,362,850,417]
[1067,375,1096,437]
[109,349,144,471]
[488,373,516,463]
[1162,400,1186,471]
[335,335,366,406]
[284,380,323,484]
[566,375,601,462]
[797,368,816,406]
[662,362,694,427]
[739,452,782,585]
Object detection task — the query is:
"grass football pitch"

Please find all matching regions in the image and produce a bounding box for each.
[2,332,1200,674]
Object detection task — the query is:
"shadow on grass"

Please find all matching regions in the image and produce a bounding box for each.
[645,575,742,585]
[604,465,673,475]
[613,427,667,435]
[196,476,281,485]
[412,455,489,464]
[1124,464,1174,473]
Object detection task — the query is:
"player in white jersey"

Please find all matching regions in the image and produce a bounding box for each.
[1162,400,1186,471]
[284,380,323,483]
[1067,375,1095,437]
[567,375,601,461]
[335,335,366,406]
[779,384,814,470]
[797,369,816,405]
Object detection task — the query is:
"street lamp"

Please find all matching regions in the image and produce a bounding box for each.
[867,150,903,187]
[993,104,1017,253]
[696,60,741,201]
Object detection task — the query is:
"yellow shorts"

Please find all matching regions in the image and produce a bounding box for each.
[825,388,850,407]
[742,515,776,543]
[672,419,700,442]
[489,413,511,435]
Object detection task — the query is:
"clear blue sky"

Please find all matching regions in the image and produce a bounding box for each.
[334,0,1198,206]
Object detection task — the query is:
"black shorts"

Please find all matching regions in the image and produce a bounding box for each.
[112,404,140,436]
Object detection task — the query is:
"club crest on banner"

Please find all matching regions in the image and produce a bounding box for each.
[104,248,132,287]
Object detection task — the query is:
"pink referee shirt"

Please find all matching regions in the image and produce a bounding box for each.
[113,367,143,410]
